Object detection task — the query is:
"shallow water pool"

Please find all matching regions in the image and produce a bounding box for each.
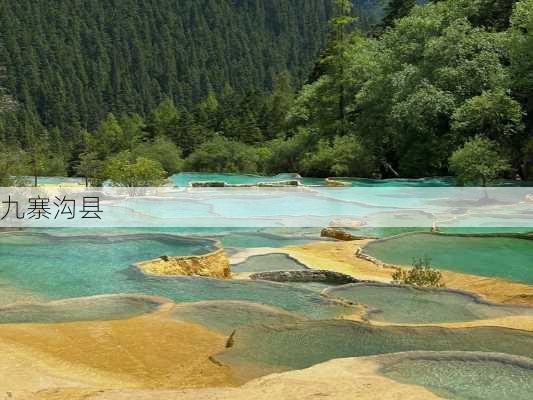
[363,233,533,283]
[325,283,532,324]
[214,232,314,249]
[0,295,161,324]
[0,232,351,320]
[381,358,533,400]
[172,301,305,335]
[217,321,533,379]
[170,172,307,187]
[232,254,307,273]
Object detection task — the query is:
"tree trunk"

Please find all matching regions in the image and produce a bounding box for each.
[33,157,37,187]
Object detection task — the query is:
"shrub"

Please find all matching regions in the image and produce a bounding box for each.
[132,136,183,176]
[449,136,510,186]
[392,256,445,288]
[300,135,376,177]
[105,151,167,187]
[185,136,265,174]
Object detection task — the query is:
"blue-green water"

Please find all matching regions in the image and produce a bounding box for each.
[171,173,533,187]
[170,174,459,187]
[214,232,314,249]
[30,173,533,188]
[0,295,161,324]
[172,301,305,335]
[0,232,350,319]
[381,358,533,400]
[232,254,307,273]
[345,227,533,239]
[337,177,455,187]
[217,321,533,379]
[27,228,317,250]
[325,284,532,324]
[363,233,533,284]
[336,177,533,187]
[171,172,309,187]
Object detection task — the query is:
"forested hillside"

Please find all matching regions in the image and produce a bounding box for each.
[0,0,336,131]
[1,0,532,185]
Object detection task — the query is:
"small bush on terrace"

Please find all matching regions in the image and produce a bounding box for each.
[392,256,445,288]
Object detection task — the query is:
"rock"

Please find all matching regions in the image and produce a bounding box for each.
[355,248,396,269]
[325,178,351,187]
[136,247,231,279]
[250,270,360,285]
[189,180,301,188]
[190,181,226,187]
[256,180,300,187]
[321,228,366,241]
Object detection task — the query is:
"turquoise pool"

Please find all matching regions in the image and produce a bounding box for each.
[214,232,315,249]
[363,233,533,284]
[345,227,533,239]
[170,174,458,187]
[30,174,533,188]
[217,321,533,380]
[171,172,310,187]
[0,232,351,320]
[381,357,533,400]
[172,301,305,335]
[232,254,307,273]
[0,295,161,324]
[337,177,455,187]
[325,283,532,324]
[336,177,533,187]
[33,228,318,249]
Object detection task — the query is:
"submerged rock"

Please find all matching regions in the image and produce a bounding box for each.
[250,270,360,285]
[255,180,300,187]
[190,181,226,187]
[325,177,351,187]
[189,180,301,187]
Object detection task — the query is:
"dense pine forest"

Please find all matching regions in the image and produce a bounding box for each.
[1,0,532,185]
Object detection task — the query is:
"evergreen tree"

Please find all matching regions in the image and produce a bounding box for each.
[381,0,416,29]
[76,152,104,187]
[0,0,335,133]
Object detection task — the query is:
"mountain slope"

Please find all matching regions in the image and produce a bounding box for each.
[0,0,336,129]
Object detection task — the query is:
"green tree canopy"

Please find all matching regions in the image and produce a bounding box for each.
[300,135,376,177]
[449,136,511,186]
[105,151,167,187]
[0,148,29,186]
[132,137,183,176]
[75,152,104,187]
[381,0,416,29]
[88,113,126,158]
[290,0,526,178]
[185,136,266,174]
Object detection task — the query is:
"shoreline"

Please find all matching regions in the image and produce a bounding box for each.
[267,239,533,307]
[15,351,533,400]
